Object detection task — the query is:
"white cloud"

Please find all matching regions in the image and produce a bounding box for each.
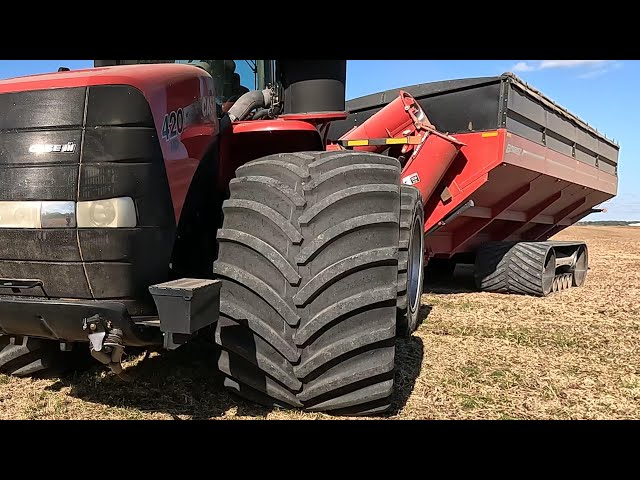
[510,60,619,79]
[539,60,607,69]
[512,61,536,72]
[577,68,609,79]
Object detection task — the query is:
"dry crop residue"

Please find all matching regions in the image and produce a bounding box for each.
[0,226,638,419]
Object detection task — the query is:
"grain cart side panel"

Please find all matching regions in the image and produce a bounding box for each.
[425,129,617,257]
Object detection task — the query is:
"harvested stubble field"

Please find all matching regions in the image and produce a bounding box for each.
[0,225,638,420]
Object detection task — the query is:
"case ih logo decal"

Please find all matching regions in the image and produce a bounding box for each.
[29,142,76,154]
[202,96,215,120]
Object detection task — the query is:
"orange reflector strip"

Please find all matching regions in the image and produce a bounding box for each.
[341,136,422,147]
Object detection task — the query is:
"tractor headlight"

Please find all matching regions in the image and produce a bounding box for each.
[0,198,136,228]
[76,197,137,228]
[0,201,42,228]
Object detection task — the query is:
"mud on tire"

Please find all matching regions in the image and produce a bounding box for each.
[213,151,401,414]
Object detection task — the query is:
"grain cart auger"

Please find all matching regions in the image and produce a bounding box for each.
[0,59,456,415]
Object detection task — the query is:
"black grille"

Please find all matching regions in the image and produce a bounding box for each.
[0,84,175,314]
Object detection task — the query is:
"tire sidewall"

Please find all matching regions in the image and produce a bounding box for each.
[406,191,425,333]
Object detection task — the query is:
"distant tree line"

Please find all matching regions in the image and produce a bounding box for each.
[576,220,640,226]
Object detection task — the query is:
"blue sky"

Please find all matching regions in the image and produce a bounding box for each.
[0,59,635,221]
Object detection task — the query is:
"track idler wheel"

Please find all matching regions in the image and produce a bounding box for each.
[551,273,573,293]
[572,245,589,287]
[552,272,573,293]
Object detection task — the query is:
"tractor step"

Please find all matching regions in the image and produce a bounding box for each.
[474,241,588,297]
[149,278,221,350]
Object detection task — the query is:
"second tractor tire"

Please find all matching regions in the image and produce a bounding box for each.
[213,151,401,414]
[0,335,90,377]
[396,185,425,337]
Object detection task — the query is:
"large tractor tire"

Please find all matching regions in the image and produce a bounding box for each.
[214,151,401,415]
[396,185,425,337]
[571,244,588,287]
[0,335,87,377]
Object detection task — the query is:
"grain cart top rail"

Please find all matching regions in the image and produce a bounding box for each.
[330,72,620,259]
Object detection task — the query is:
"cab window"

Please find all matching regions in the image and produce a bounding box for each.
[99,60,270,118]
[177,60,258,114]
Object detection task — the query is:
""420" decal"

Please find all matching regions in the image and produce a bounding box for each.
[161,108,184,140]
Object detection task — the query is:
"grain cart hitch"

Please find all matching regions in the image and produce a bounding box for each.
[83,314,125,374]
[80,278,222,374]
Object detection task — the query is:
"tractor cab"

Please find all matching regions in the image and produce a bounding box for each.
[94,59,274,117]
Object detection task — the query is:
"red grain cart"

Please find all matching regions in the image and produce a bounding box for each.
[330,72,618,298]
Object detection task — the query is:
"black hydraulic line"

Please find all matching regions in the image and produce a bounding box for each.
[425,199,475,236]
[251,108,270,120]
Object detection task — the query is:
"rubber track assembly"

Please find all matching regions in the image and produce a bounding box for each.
[475,241,587,297]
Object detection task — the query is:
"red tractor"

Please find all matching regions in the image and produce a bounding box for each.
[0,59,618,415]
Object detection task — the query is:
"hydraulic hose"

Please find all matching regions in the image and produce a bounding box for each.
[251,108,270,120]
[227,89,272,122]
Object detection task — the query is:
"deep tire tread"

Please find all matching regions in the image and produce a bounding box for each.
[293,247,398,307]
[295,213,397,265]
[214,151,401,414]
[217,229,301,285]
[298,184,398,226]
[222,199,303,244]
[213,262,300,326]
[214,319,301,390]
[219,300,300,363]
[294,285,397,345]
[218,350,302,407]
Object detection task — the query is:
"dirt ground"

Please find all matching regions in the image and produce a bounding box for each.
[0,225,638,420]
